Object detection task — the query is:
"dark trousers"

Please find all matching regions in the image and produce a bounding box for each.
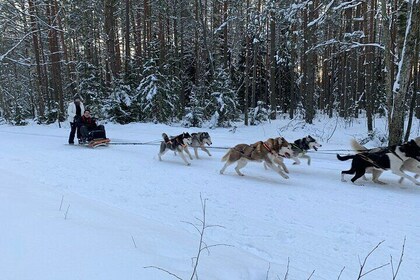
[80,125,106,140]
[68,122,81,144]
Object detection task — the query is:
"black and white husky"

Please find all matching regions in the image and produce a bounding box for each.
[264,135,321,171]
[337,139,420,185]
[290,135,322,165]
[351,138,420,184]
[158,132,192,166]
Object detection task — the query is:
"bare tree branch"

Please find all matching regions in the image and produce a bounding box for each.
[391,237,406,280]
[143,266,183,280]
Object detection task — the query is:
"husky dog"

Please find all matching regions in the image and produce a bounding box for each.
[351,138,420,184]
[263,135,321,172]
[290,135,322,165]
[177,132,213,159]
[158,132,192,166]
[220,137,293,179]
[337,139,420,185]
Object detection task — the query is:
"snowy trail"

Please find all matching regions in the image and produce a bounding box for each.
[0,122,419,279]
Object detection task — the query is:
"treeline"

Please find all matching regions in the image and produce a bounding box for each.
[0,0,419,143]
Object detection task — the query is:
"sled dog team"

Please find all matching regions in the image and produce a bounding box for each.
[158,131,420,186]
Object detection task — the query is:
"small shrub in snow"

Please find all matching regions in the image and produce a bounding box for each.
[250,101,270,125]
[358,129,388,146]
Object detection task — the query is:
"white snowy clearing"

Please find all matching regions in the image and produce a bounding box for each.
[0,117,419,280]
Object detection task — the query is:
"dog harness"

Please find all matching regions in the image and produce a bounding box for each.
[166,137,187,148]
[263,142,281,157]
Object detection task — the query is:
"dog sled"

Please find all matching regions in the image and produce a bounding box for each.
[82,138,111,148]
[79,125,110,148]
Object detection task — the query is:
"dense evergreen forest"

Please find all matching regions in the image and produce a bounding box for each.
[0,0,419,144]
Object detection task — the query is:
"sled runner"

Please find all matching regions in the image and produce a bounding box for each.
[84,138,111,148]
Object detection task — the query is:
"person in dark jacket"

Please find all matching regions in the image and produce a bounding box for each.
[67,95,84,144]
[79,109,106,143]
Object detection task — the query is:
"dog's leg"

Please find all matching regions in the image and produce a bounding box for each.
[194,147,200,159]
[158,149,168,161]
[399,162,420,183]
[177,149,191,166]
[201,146,212,157]
[341,168,356,182]
[184,147,193,160]
[158,143,168,161]
[235,159,248,176]
[300,154,311,165]
[273,157,289,173]
[265,160,289,179]
[220,161,234,174]
[391,168,420,185]
[351,169,366,186]
[263,162,269,170]
[372,169,386,185]
[341,173,347,182]
[292,157,301,165]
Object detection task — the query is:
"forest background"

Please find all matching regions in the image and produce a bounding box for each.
[0,0,419,145]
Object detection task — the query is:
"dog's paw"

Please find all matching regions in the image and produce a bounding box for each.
[186,163,191,166]
[373,180,387,185]
[283,175,289,179]
[341,179,347,182]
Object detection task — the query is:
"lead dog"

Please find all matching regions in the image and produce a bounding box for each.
[263,135,321,174]
[351,138,420,184]
[263,135,322,171]
[220,137,293,179]
[290,135,322,165]
[337,139,420,185]
[158,132,192,166]
[176,132,213,159]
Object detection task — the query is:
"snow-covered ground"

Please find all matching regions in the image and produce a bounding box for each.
[0,117,419,280]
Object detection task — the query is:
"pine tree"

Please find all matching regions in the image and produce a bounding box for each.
[135,60,181,123]
[182,87,204,127]
[207,68,239,128]
[106,82,136,124]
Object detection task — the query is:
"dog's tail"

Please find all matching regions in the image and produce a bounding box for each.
[350,139,367,153]
[162,133,170,143]
[221,150,231,162]
[336,154,356,161]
